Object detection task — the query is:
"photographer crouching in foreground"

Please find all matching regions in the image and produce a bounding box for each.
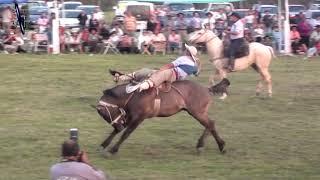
[50,139,108,180]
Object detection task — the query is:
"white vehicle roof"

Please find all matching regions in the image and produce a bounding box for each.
[63,1,82,4]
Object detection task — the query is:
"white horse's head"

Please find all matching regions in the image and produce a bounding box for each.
[188,29,218,44]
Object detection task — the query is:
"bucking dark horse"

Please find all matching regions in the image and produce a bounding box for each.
[96,71,230,155]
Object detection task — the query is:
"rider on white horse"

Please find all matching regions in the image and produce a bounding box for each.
[117,44,201,91]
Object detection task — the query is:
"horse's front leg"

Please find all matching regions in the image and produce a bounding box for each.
[109,118,143,154]
[101,129,119,149]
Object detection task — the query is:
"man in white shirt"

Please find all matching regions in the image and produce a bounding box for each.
[2,6,13,31]
[225,12,244,71]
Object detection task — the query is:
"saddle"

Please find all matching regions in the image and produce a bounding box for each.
[223,40,249,59]
[126,81,172,93]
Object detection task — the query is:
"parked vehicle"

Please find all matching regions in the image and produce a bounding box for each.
[179,9,206,24]
[59,10,81,28]
[113,0,133,18]
[258,5,278,17]
[206,3,234,12]
[233,9,250,18]
[76,5,104,20]
[163,2,194,16]
[61,1,82,10]
[310,4,320,10]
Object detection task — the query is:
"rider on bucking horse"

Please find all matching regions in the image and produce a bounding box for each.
[116,44,201,91]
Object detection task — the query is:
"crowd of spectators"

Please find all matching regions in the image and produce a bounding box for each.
[1,4,320,59]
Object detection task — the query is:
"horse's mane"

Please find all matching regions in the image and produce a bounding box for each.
[103,83,128,99]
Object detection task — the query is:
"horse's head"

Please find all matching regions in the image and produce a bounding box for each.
[96,85,128,132]
[188,29,217,44]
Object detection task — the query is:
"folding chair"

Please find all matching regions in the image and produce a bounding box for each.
[32,33,48,53]
[153,41,166,55]
[102,40,120,55]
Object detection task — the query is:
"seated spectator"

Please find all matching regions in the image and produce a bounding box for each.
[89,18,100,32]
[305,40,320,59]
[140,31,153,55]
[88,28,101,53]
[50,140,107,180]
[168,30,181,53]
[110,23,124,37]
[117,33,134,54]
[151,30,166,54]
[253,24,264,42]
[99,22,110,40]
[291,25,307,54]
[309,25,320,47]
[80,27,90,53]
[65,29,82,53]
[2,30,19,54]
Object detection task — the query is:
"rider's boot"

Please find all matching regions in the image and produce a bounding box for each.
[117,73,135,82]
[139,79,154,92]
[227,57,235,72]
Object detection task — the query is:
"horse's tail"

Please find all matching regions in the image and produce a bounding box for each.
[109,69,124,77]
[267,46,276,59]
[208,78,230,95]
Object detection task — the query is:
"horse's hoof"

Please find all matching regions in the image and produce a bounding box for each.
[97,146,105,153]
[101,151,113,158]
[109,148,119,155]
[196,147,204,155]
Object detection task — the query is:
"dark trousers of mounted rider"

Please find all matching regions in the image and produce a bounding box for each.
[228,38,244,70]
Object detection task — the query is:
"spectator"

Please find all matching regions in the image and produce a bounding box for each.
[65,29,82,53]
[202,12,215,31]
[1,6,13,31]
[305,40,320,59]
[262,11,273,34]
[80,27,90,52]
[189,12,202,32]
[168,29,181,53]
[123,11,137,36]
[140,30,153,55]
[77,11,88,29]
[89,18,99,32]
[59,26,66,53]
[215,19,225,39]
[309,16,320,28]
[163,14,175,32]
[271,25,282,51]
[118,33,134,53]
[147,15,161,33]
[110,23,124,37]
[253,24,264,42]
[151,29,166,53]
[297,16,313,48]
[244,10,255,29]
[174,12,188,43]
[93,8,103,22]
[310,25,320,46]
[216,8,227,21]
[50,140,107,180]
[88,28,100,53]
[291,25,307,54]
[2,30,18,54]
[99,22,110,40]
[37,13,49,33]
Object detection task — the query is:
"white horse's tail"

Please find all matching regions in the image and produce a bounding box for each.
[267,46,276,59]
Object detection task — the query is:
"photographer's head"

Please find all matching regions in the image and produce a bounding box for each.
[61,140,80,158]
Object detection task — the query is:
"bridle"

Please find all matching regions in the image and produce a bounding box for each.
[98,92,134,126]
[190,30,218,44]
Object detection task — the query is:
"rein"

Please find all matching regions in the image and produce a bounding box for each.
[98,92,135,126]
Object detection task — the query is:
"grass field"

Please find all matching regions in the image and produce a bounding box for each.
[0,54,319,180]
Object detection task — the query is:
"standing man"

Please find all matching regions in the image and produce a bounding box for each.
[2,6,13,31]
[225,12,244,71]
[50,140,108,180]
[78,11,88,29]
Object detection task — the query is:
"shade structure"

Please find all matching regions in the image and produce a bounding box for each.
[0,0,28,3]
[132,0,242,3]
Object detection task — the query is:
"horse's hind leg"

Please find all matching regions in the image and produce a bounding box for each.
[261,68,272,97]
[101,129,119,149]
[190,111,225,153]
[196,129,210,151]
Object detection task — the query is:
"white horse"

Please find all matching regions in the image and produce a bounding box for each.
[188,29,275,98]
